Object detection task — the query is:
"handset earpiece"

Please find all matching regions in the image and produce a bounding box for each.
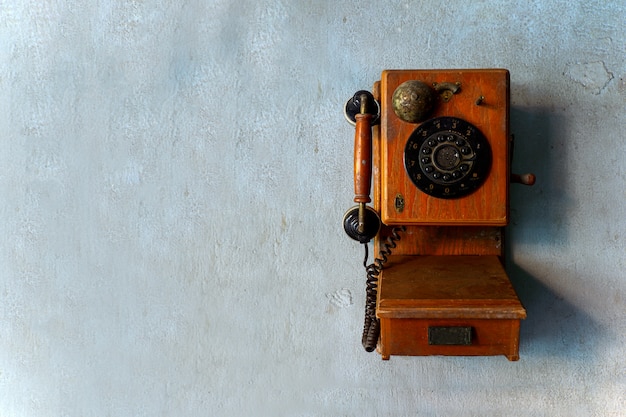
[343,205,380,243]
[343,91,381,243]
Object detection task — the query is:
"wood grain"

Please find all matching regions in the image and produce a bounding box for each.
[378,69,510,226]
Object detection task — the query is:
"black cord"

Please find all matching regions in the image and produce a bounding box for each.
[361,226,405,352]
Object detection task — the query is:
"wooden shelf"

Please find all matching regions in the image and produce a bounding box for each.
[376,255,526,361]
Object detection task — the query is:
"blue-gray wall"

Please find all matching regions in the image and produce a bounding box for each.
[0,1,624,416]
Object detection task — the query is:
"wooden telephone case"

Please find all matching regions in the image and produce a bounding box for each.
[345,69,530,361]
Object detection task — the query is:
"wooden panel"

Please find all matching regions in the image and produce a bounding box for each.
[377,69,510,226]
[377,255,526,319]
[375,225,503,257]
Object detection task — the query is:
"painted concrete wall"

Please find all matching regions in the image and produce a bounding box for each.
[0,1,624,416]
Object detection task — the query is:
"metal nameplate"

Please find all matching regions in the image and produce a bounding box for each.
[428,326,473,345]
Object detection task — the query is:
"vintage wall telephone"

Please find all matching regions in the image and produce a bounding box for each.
[343,69,535,360]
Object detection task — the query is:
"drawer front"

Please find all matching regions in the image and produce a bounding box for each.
[379,318,521,360]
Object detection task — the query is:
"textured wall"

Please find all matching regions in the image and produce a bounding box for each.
[0,1,624,416]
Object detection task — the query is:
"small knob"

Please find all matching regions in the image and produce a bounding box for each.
[392,80,436,123]
[511,173,536,186]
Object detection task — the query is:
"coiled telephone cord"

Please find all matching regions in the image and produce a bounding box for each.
[361,226,406,352]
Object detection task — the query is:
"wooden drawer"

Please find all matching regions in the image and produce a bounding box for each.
[378,318,522,360]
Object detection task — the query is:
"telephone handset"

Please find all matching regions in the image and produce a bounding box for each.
[342,91,381,244]
[343,90,405,351]
[342,91,392,351]
[343,69,535,356]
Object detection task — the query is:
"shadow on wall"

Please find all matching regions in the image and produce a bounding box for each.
[508,264,605,360]
[509,107,571,247]
[506,107,605,360]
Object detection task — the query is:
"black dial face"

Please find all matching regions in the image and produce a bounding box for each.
[404,117,491,199]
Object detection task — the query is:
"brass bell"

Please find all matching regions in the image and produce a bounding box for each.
[391,80,436,123]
